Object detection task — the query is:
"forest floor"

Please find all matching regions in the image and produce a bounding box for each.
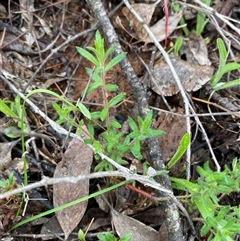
[0,0,240,240]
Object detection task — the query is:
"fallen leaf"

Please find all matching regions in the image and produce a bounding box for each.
[180,34,211,66]
[122,4,182,43]
[154,108,186,164]
[0,140,19,171]
[143,11,182,43]
[53,138,93,239]
[150,53,213,96]
[122,3,156,40]
[40,216,63,240]
[111,208,160,241]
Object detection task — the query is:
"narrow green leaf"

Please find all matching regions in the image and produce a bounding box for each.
[109,120,121,128]
[167,132,191,170]
[104,52,126,72]
[170,177,199,193]
[94,30,105,63]
[142,110,153,130]
[127,117,139,132]
[200,223,211,237]
[84,81,102,96]
[77,102,91,119]
[100,107,108,121]
[174,37,183,55]
[205,216,219,229]
[215,206,230,221]
[144,129,166,138]
[0,99,17,117]
[86,46,97,55]
[108,93,126,108]
[76,47,99,66]
[78,229,86,241]
[91,111,101,119]
[119,233,133,241]
[104,45,116,61]
[104,84,118,91]
[10,180,127,231]
[221,62,240,75]
[131,139,142,159]
[217,38,227,61]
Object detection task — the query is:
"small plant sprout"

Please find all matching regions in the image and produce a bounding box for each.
[210,38,240,91]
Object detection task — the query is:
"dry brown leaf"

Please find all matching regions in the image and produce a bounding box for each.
[40,216,63,240]
[53,138,93,239]
[155,108,186,163]
[122,4,182,43]
[180,34,211,66]
[143,11,182,43]
[111,208,160,241]
[0,140,19,171]
[122,3,156,40]
[151,53,213,96]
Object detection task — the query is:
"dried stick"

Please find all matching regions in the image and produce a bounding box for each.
[121,0,220,173]
[85,0,191,240]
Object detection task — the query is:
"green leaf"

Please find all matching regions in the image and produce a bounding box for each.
[119,233,133,241]
[78,229,86,241]
[97,232,117,241]
[214,78,240,91]
[0,99,17,118]
[205,216,219,229]
[104,52,126,72]
[92,140,103,153]
[77,102,91,119]
[174,37,183,55]
[109,120,121,128]
[100,107,108,121]
[167,132,191,170]
[104,84,118,92]
[52,101,62,114]
[108,93,126,108]
[170,177,199,193]
[143,129,165,138]
[196,195,214,220]
[127,117,139,132]
[87,123,95,137]
[131,139,142,159]
[221,62,240,75]
[104,45,116,61]
[91,111,101,119]
[200,223,212,237]
[141,110,153,131]
[84,81,102,96]
[217,38,227,61]
[76,47,99,66]
[94,30,105,64]
[215,206,230,222]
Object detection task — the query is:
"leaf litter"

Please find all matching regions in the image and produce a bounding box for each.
[53,138,93,239]
[0,0,240,239]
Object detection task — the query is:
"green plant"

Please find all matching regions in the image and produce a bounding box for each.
[172,0,211,37]
[75,30,165,171]
[78,229,132,241]
[0,172,15,193]
[171,158,240,240]
[210,38,240,91]
[193,0,211,36]
[8,31,165,233]
[0,96,26,138]
[97,232,132,241]
[0,96,28,185]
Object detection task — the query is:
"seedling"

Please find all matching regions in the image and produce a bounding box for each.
[210,38,240,91]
